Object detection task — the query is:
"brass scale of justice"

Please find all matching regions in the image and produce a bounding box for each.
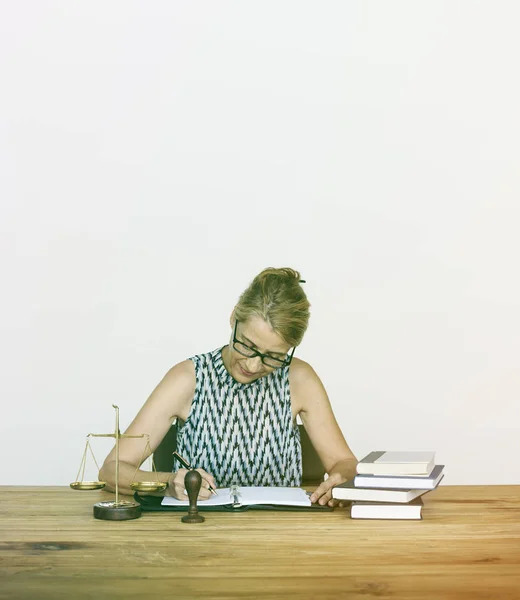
[70,404,205,522]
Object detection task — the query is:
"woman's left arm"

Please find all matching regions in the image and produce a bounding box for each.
[289,358,358,506]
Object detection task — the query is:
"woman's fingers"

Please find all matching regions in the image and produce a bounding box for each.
[310,481,335,505]
[310,473,347,506]
[327,498,348,508]
[168,468,217,500]
[195,468,217,491]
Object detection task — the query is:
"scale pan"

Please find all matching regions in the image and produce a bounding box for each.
[130,481,167,493]
[70,481,106,490]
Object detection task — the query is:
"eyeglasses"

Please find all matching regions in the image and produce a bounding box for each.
[232,321,296,368]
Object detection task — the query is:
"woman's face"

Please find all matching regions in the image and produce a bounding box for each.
[224,314,292,384]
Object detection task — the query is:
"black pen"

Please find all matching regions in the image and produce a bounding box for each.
[172,451,218,496]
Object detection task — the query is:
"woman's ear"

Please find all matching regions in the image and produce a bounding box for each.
[229,307,237,329]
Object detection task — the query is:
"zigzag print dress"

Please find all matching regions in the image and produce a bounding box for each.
[175,347,302,487]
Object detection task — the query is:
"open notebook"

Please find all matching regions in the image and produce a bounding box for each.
[134,486,334,512]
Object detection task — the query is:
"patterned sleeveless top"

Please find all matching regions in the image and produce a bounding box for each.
[175,347,302,487]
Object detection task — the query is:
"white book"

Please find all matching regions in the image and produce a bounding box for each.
[332,480,431,503]
[354,466,445,489]
[351,498,423,520]
[356,451,436,475]
[161,486,311,508]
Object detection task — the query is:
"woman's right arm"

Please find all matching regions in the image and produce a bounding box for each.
[98,360,216,499]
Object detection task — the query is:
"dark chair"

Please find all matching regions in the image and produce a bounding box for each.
[153,420,325,484]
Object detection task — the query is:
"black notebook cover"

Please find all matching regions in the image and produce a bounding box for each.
[134,493,335,512]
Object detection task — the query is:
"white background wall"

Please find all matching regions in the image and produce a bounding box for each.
[1,1,518,486]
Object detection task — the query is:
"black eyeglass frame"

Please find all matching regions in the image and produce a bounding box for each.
[232,321,296,368]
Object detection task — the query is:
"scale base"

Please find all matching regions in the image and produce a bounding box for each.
[182,513,205,523]
[93,500,142,520]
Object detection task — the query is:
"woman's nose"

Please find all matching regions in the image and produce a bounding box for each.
[244,356,262,372]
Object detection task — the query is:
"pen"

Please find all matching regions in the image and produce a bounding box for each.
[172,451,218,496]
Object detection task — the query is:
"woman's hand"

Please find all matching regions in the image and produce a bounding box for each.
[166,468,217,501]
[309,472,349,508]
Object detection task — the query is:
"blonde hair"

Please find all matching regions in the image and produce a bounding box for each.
[234,267,310,347]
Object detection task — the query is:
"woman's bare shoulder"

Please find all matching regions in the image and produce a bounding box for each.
[288,358,323,414]
[164,358,196,381]
[159,359,196,400]
[288,357,319,385]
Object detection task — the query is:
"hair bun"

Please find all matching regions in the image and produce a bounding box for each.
[257,267,302,282]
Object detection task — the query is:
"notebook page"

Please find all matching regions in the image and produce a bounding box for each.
[160,487,311,507]
[238,487,311,506]
[161,488,233,507]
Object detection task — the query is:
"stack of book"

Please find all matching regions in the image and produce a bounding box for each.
[332,451,444,520]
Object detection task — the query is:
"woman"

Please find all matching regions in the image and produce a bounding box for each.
[99,267,357,506]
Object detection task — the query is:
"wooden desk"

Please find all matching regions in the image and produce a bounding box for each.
[1,485,519,600]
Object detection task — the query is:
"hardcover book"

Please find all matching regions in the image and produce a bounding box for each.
[351,498,424,520]
[332,480,437,503]
[356,451,435,475]
[354,465,445,489]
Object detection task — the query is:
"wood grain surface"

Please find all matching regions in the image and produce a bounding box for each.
[1,485,519,599]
